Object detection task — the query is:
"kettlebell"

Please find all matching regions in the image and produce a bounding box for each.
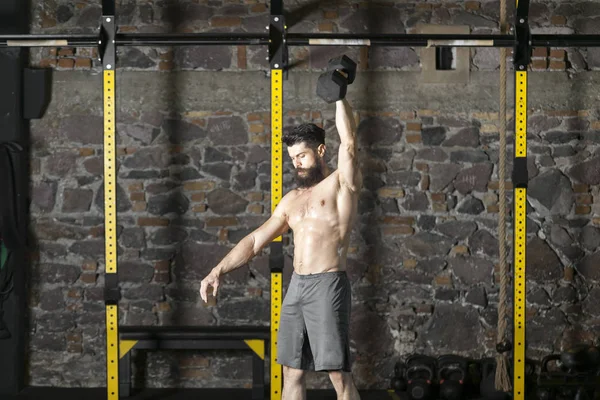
[437,355,468,400]
[405,354,436,400]
[467,359,483,397]
[479,358,510,400]
[536,355,559,400]
[391,376,408,392]
[536,387,555,400]
[561,344,600,373]
[574,387,593,400]
[391,360,407,392]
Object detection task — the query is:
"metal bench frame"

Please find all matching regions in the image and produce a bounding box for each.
[119,326,270,400]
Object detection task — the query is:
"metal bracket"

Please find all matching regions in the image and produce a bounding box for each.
[269,242,284,273]
[512,157,529,188]
[100,15,116,69]
[514,0,531,70]
[269,15,287,71]
[104,273,121,304]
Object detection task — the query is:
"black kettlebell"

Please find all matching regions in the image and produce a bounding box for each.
[537,354,560,400]
[479,358,509,400]
[524,358,538,398]
[392,376,408,392]
[557,387,576,400]
[405,355,436,400]
[536,387,555,400]
[391,360,407,392]
[467,359,483,397]
[574,387,593,400]
[561,344,600,373]
[437,355,468,400]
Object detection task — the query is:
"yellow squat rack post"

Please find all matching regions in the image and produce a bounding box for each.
[512,0,531,398]
[269,2,285,398]
[100,2,120,399]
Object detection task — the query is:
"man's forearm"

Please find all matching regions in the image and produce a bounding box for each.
[212,235,257,275]
[336,99,357,143]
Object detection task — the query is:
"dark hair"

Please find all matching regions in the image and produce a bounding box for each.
[282,123,325,148]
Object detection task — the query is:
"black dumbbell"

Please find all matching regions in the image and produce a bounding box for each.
[316,55,357,104]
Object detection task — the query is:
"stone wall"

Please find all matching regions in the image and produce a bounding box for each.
[23,0,600,391]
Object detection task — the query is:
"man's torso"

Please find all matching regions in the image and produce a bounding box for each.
[284,170,359,275]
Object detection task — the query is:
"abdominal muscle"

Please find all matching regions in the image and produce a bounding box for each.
[290,217,348,275]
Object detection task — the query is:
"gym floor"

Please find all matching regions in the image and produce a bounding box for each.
[8,387,396,400]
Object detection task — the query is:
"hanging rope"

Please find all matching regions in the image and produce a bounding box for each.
[495,0,512,392]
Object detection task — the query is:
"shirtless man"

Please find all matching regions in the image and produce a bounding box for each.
[200,97,362,400]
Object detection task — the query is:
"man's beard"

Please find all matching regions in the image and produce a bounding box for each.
[294,163,325,188]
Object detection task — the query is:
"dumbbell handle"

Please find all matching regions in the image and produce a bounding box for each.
[336,70,349,80]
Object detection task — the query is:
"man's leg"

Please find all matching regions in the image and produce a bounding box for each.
[282,366,306,400]
[329,371,360,400]
[278,273,313,399]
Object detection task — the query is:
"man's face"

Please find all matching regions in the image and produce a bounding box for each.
[287,142,325,188]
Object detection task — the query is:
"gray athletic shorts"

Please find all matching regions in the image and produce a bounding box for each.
[276,271,352,372]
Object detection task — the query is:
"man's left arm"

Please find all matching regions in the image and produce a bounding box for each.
[336,98,362,192]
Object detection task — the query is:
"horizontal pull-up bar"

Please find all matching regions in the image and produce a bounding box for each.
[289,33,516,47]
[2,33,600,48]
[531,35,600,48]
[2,34,98,47]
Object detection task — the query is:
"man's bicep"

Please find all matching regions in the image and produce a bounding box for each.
[255,191,294,248]
[252,214,288,250]
[252,194,291,250]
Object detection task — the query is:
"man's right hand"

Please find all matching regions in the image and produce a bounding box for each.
[200,270,220,303]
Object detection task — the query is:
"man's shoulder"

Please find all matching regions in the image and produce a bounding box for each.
[278,189,300,207]
[282,188,301,199]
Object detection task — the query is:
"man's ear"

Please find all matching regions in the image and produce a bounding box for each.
[317,144,326,157]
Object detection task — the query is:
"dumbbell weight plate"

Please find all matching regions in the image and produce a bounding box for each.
[316,70,347,104]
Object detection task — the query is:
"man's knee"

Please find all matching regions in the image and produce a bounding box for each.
[283,366,306,383]
[328,370,352,387]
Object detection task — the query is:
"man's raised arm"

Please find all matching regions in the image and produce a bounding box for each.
[336,98,361,192]
[200,198,289,302]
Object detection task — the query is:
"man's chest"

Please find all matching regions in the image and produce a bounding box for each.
[287,184,339,227]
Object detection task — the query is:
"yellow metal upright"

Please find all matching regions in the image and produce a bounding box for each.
[512,70,527,400]
[268,5,286,398]
[512,0,531,397]
[101,6,120,400]
[270,68,283,400]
